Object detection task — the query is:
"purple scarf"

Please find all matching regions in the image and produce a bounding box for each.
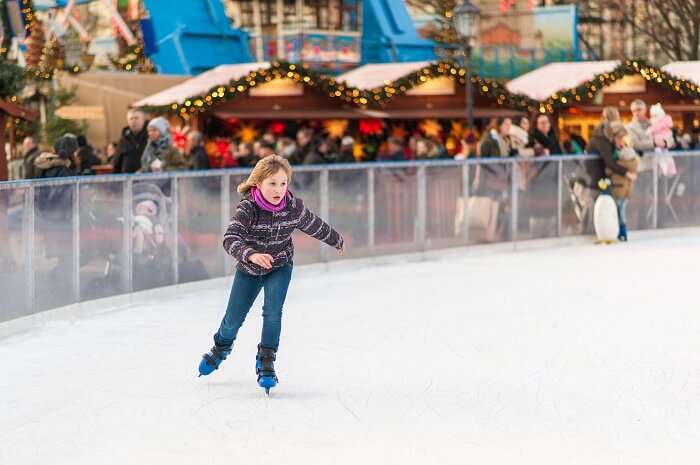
[251,187,289,213]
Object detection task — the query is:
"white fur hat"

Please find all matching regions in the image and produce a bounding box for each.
[649,103,666,118]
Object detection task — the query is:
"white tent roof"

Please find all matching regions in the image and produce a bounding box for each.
[133,62,270,107]
[336,61,433,90]
[506,61,620,101]
[661,61,700,86]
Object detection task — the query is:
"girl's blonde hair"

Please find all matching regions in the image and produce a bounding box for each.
[237,154,293,194]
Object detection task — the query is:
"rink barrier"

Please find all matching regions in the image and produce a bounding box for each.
[1,151,699,323]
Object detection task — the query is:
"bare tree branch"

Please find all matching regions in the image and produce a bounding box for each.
[600,0,700,61]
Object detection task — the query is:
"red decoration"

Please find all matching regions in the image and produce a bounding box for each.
[268,121,286,135]
[171,130,187,152]
[215,139,232,157]
[359,119,384,136]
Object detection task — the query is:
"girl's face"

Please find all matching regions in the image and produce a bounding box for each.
[257,169,289,205]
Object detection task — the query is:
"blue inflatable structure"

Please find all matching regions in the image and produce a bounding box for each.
[30,0,435,75]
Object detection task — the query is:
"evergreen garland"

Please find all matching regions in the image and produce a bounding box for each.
[537,59,700,113]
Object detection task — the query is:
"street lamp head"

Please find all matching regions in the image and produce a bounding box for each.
[453,0,481,43]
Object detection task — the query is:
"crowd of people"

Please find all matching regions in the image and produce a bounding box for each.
[18,100,699,183]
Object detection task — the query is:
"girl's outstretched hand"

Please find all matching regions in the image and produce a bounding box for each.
[249,253,274,269]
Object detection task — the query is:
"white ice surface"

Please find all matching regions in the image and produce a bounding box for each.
[2,234,700,465]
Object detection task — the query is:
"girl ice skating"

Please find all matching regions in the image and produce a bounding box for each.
[198,155,344,393]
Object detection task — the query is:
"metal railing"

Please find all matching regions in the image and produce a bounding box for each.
[2,151,699,322]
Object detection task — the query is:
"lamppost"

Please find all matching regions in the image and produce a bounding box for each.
[453,1,481,132]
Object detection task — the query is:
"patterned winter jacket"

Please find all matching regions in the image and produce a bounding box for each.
[223,192,344,276]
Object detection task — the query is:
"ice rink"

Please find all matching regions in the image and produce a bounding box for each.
[2,232,700,465]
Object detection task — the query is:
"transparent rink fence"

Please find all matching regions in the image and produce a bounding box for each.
[2,152,700,322]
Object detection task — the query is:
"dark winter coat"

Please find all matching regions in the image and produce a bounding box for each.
[335,147,356,164]
[379,149,405,162]
[189,146,211,170]
[114,124,149,173]
[223,192,344,276]
[530,128,562,155]
[33,152,76,219]
[585,124,629,182]
[289,141,318,165]
[77,145,102,174]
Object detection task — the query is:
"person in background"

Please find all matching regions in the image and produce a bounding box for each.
[561,130,586,154]
[415,138,439,160]
[114,109,149,173]
[479,117,514,158]
[530,114,562,155]
[454,133,478,160]
[626,99,656,155]
[303,138,336,164]
[381,136,405,161]
[22,136,40,179]
[33,134,78,179]
[261,132,277,145]
[220,141,239,168]
[290,128,318,165]
[276,137,296,160]
[140,117,188,173]
[186,131,210,170]
[253,140,263,159]
[516,115,530,133]
[76,134,101,174]
[258,141,276,159]
[406,135,418,160]
[336,136,356,163]
[235,142,258,167]
[586,121,636,241]
[106,141,118,166]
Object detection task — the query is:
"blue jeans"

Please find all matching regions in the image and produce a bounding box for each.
[615,199,627,225]
[214,264,293,352]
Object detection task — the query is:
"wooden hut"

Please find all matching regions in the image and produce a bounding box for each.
[0,99,38,181]
[507,60,700,141]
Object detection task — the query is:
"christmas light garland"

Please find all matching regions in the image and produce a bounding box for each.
[139,59,700,116]
[143,60,536,115]
[537,59,700,113]
[355,61,538,112]
[140,61,359,115]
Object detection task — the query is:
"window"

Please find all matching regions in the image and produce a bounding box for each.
[226,0,256,28]
[340,0,361,31]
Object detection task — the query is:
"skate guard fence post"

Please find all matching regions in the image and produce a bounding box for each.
[461,162,470,243]
[2,151,700,323]
[123,178,133,294]
[72,180,81,303]
[416,165,427,251]
[24,185,36,314]
[171,176,179,285]
[557,159,563,237]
